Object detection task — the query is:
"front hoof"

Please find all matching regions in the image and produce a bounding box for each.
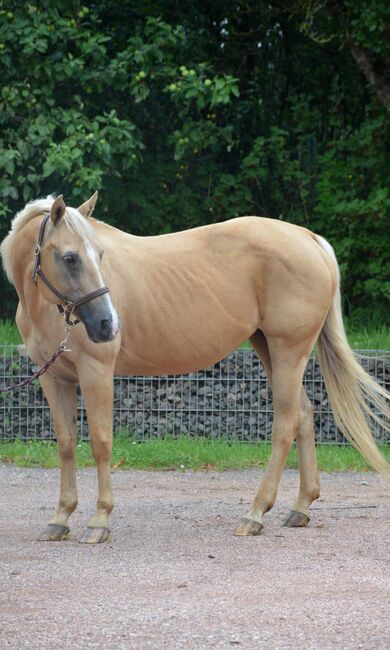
[79,526,110,544]
[38,524,70,541]
[283,510,310,528]
[234,517,263,536]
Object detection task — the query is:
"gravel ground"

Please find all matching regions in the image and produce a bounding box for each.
[0,464,389,649]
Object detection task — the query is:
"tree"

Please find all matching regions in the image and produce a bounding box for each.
[297,0,390,109]
[0,1,388,321]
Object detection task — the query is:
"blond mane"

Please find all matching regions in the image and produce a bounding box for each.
[0,195,97,284]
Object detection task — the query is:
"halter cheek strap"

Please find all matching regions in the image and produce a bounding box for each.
[32,213,109,325]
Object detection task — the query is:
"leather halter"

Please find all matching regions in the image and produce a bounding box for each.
[32,213,109,325]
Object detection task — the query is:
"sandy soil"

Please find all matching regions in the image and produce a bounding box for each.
[0,464,389,649]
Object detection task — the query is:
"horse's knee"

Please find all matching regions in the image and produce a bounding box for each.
[91,437,112,462]
[57,437,76,461]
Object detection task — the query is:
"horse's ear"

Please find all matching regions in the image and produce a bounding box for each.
[77,191,98,219]
[50,195,66,226]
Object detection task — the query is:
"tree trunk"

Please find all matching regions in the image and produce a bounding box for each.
[347,39,390,110]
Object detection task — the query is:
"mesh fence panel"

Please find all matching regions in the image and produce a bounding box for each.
[1,345,389,444]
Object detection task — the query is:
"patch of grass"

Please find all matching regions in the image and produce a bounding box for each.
[0,320,22,345]
[0,437,389,472]
[345,326,390,350]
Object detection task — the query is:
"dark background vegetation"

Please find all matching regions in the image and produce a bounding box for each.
[0,0,389,322]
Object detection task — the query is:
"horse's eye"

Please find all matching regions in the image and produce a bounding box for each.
[63,253,77,265]
[99,249,104,260]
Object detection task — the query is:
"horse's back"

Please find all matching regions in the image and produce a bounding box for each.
[96,216,336,375]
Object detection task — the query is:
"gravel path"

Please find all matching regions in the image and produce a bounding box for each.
[1,465,389,649]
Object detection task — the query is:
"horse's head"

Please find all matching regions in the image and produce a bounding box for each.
[36,194,119,343]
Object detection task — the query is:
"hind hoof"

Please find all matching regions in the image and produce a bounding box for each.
[79,526,110,544]
[38,524,70,541]
[234,517,263,536]
[284,511,310,528]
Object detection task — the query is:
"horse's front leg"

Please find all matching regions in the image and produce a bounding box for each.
[78,365,114,544]
[38,375,78,541]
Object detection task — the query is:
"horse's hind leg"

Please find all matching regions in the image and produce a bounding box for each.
[235,337,309,536]
[248,329,273,380]
[78,365,114,544]
[284,389,320,527]
[38,375,78,541]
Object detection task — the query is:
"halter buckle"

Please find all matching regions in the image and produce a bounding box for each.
[62,302,79,326]
[33,244,40,256]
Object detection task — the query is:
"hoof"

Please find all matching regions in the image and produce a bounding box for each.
[38,524,70,541]
[284,510,310,528]
[79,526,110,544]
[234,517,263,536]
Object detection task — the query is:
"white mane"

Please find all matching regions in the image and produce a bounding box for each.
[0,195,97,284]
[9,195,56,234]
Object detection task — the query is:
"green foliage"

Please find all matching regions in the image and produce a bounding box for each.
[314,114,390,307]
[0,1,388,323]
[299,0,390,54]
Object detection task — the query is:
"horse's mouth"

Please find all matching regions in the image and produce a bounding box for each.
[89,330,118,344]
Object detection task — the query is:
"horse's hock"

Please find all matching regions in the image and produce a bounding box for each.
[1,345,389,444]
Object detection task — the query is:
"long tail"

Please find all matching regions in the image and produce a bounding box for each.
[315,236,390,476]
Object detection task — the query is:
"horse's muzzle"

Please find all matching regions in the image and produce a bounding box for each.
[76,304,119,343]
[89,316,119,343]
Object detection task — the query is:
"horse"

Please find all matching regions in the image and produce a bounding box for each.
[1,193,389,544]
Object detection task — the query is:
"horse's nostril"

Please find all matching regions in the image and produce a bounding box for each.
[100,319,111,336]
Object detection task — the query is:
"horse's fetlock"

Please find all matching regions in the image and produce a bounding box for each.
[97,498,114,514]
[308,486,320,502]
[59,497,78,513]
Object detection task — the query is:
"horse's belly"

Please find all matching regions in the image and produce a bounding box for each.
[112,246,261,375]
[115,304,257,376]
[116,339,250,376]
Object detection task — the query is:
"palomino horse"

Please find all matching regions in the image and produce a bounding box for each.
[1,194,389,543]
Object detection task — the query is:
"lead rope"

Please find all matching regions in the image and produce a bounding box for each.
[0,326,71,393]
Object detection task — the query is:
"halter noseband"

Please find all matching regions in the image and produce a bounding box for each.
[32,213,109,325]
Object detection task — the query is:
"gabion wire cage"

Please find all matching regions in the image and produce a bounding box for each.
[0,345,389,444]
